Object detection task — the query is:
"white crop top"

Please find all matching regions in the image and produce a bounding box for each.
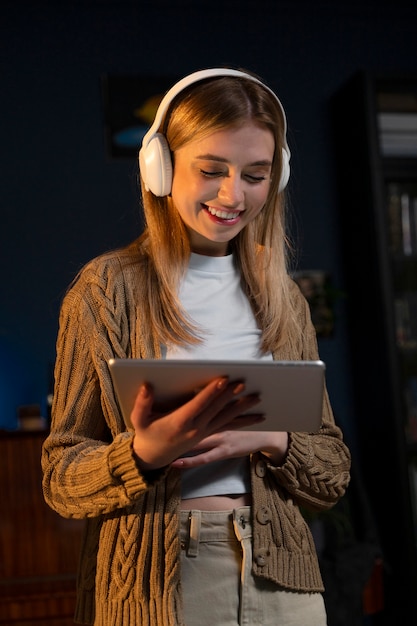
[164,252,272,499]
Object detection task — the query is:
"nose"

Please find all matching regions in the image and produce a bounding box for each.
[217,175,244,207]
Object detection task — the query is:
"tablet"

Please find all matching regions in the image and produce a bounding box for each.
[108,358,325,432]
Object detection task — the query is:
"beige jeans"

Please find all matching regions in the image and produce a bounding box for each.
[179,506,327,626]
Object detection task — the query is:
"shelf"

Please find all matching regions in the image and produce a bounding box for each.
[334,71,417,625]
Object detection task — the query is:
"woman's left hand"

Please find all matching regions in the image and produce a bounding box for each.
[171,429,289,468]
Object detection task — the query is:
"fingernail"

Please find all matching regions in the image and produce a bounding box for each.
[233,382,245,395]
[216,377,228,390]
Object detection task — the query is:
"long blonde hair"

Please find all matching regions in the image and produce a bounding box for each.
[137,73,300,352]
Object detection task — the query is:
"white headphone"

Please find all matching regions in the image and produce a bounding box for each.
[138,68,291,197]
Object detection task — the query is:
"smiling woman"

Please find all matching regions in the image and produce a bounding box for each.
[41,67,351,626]
[171,123,275,256]
[139,70,294,352]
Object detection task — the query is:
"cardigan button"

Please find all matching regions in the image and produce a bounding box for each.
[255,460,267,477]
[256,505,272,524]
[254,547,269,566]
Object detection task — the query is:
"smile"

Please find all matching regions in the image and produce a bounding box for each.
[206,206,240,220]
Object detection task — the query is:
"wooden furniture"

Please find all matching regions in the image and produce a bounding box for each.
[0,430,85,625]
[333,72,417,624]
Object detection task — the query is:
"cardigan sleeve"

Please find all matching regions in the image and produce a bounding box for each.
[263,394,351,511]
[41,257,168,520]
[266,280,351,511]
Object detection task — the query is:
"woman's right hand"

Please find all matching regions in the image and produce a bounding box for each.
[131,377,262,471]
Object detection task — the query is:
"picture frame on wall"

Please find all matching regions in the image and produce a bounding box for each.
[101,74,178,159]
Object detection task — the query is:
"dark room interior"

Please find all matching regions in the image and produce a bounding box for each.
[1,1,417,624]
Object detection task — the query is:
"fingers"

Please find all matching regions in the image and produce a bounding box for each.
[129,376,263,470]
[194,384,262,432]
[221,411,265,431]
[171,423,265,469]
[187,378,249,419]
[187,376,230,410]
[176,376,263,436]
[131,376,255,432]
[130,382,154,429]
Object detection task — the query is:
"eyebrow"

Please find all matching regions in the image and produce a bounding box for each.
[195,153,273,167]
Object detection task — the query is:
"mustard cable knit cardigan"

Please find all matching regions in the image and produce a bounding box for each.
[41,244,351,626]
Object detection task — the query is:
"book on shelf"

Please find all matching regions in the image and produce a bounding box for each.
[378,110,417,157]
[387,183,417,256]
[405,376,417,444]
[394,294,417,349]
[379,113,417,132]
[380,133,417,157]
[377,92,417,113]
[401,192,413,256]
[408,462,417,543]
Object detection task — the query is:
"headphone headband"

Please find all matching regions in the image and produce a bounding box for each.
[139,68,290,196]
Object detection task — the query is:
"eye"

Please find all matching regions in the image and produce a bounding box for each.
[199,169,223,178]
[244,174,267,183]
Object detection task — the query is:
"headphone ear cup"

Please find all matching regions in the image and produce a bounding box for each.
[139,133,173,197]
[278,147,290,193]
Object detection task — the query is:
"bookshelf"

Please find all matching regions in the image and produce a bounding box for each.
[333,72,417,625]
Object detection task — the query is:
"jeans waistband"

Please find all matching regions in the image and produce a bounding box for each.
[180,506,252,557]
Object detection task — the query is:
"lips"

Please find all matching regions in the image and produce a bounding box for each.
[205,205,240,221]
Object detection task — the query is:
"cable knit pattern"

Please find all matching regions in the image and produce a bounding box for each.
[41,245,351,625]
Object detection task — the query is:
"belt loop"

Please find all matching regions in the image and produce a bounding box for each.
[187,510,201,557]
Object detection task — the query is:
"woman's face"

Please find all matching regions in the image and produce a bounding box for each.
[171,121,275,256]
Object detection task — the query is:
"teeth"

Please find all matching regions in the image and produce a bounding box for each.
[207,207,240,220]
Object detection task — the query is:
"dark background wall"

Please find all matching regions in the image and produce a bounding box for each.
[1,0,417,447]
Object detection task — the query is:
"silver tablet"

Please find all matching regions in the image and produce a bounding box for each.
[108,358,325,433]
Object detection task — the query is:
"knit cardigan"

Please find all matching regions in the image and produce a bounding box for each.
[41,245,351,626]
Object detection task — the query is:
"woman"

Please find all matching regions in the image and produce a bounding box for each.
[42,67,351,626]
